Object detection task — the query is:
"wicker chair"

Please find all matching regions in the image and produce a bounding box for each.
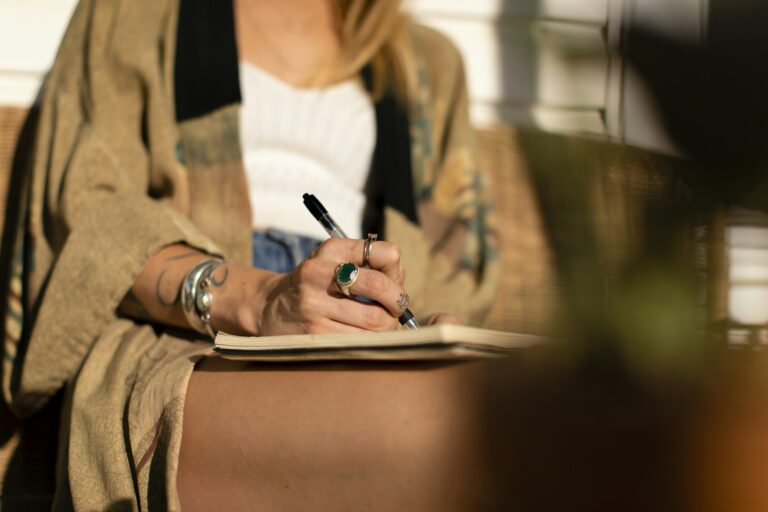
[0,106,59,510]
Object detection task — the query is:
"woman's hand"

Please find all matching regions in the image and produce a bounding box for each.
[120,239,410,337]
[211,238,409,336]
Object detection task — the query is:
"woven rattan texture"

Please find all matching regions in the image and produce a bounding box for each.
[0,106,26,490]
[478,127,558,334]
[479,125,691,335]
[1,106,58,511]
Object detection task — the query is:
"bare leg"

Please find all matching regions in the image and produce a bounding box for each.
[178,358,492,511]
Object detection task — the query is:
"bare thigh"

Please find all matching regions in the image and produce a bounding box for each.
[178,357,492,512]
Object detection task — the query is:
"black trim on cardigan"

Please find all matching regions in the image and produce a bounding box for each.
[361,66,419,234]
[174,0,241,121]
[173,0,419,230]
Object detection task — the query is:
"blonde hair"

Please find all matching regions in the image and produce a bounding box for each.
[323,0,414,101]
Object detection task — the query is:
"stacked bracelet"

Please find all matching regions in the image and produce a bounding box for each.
[181,258,225,340]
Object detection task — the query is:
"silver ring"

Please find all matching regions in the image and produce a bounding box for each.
[362,233,378,268]
[334,262,360,297]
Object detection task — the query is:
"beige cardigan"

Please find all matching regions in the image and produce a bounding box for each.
[1,0,498,508]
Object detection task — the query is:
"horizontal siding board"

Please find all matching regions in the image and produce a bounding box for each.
[411,0,609,24]
[416,17,607,108]
[472,101,605,133]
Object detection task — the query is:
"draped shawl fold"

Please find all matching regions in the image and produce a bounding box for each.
[1,0,498,507]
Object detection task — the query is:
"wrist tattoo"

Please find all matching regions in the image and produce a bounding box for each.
[165,250,203,262]
[210,264,229,287]
[155,268,181,308]
[155,257,227,310]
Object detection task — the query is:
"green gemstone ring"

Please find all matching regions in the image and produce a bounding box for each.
[334,261,359,297]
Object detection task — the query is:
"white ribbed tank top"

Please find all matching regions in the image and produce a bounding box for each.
[239,61,376,240]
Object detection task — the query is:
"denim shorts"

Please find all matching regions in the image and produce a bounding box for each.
[253,229,377,306]
[251,228,322,273]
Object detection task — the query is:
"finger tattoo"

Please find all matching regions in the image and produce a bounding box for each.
[396,293,411,312]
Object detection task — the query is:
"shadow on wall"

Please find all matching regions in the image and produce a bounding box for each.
[493,0,540,128]
[624,0,768,211]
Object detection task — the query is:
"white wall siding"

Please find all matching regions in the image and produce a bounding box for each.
[0,0,707,153]
[411,0,706,150]
[411,0,609,24]
[410,0,611,134]
[0,0,79,105]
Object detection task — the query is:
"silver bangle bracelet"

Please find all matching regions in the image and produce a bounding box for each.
[181,258,224,340]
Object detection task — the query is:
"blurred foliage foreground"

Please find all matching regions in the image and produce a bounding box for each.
[479,5,768,511]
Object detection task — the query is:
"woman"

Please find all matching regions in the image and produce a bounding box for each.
[2,0,498,508]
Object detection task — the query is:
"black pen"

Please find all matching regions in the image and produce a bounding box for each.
[303,193,420,329]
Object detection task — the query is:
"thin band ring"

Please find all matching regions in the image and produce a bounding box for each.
[334,262,360,297]
[362,233,378,268]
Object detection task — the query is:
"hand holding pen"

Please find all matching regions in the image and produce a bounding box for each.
[303,193,420,329]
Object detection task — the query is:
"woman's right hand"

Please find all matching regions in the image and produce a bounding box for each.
[211,238,410,336]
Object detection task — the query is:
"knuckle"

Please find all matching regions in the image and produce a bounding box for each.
[379,242,401,262]
[318,238,343,256]
[314,239,331,257]
[295,260,312,280]
[296,259,322,281]
[307,321,331,335]
[384,315,398,330]
[364,272,390,296]
[296,292,314,315]
[361,305,387,329]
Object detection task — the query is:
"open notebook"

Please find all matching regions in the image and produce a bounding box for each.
[214,324,546,362]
